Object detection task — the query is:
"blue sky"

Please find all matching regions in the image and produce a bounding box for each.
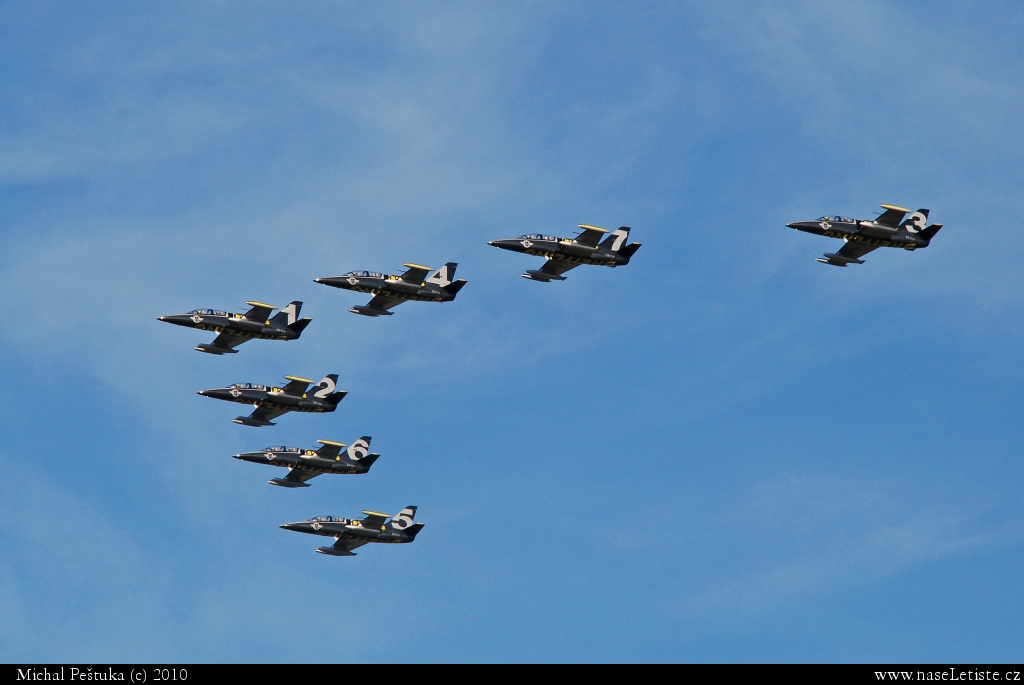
[1,1,1022,663]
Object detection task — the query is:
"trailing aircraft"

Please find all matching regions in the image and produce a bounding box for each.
[315,263,467,316]
[197,374,346,426]
[233,436,380,487]
[787,205,943,266]
[158,301,311,354]
[488,224,641,281]
[281,506,424,556]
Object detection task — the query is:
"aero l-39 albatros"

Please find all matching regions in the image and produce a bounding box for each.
[233,436,380,488]
[315,263,467,316]
[281,506,424,556]
[198,374,346,426]
[787,205,943,266]
[158,301,311,354]
[488,224,641,281]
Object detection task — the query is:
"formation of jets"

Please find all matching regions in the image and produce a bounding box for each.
[160,211,941,558]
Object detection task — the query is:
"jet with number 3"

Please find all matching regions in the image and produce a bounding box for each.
[233,436,380,487]
[488,224,641,282]
[787,205,943,267]
[158,301,311,354]
[281,506,424,556]
[315,263,467,317]
[197,374,346,426]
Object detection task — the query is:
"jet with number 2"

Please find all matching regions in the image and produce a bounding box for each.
[158,301,311,354]
[281,506,424,556]
[488,224,641,282]
[197,374,346,427]
[787,205,943,267]
[315,263,467,317]
[233,436,380,488]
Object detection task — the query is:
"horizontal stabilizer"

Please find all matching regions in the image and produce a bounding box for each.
[820,252,864,265]
[349,306,392,317]
[316,546,356,556]
[269,478,310,488]
[233,416,276,427]
[194,344,237,355]
[522,270,565,282]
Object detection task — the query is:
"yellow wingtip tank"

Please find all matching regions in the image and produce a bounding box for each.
[879,204,910,212]
[578,224,609,233]
[403,263,433,270]
[317,439,345,447]
[362,510,390,517]
[283,375,314,383]
[246,300,277,308]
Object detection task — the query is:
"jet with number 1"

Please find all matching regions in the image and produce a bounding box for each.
[488,224,641,281]
[786,205,943,267]
[158,301,311,354]
[197,374,346,426]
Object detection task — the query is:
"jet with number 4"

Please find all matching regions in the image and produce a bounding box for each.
[314,263,467,317]
[488,224,641,282]
[786,205,943,267]
[197,374,346,426]
[158,301,311,354]
[281,506,424,556]
[233,436,380,487]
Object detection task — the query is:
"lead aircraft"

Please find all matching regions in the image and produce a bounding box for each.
[281,506,424,556]
[787,205,943,266]
[488,224,641,281]
[315,263,467,316]
[158,301,311,354]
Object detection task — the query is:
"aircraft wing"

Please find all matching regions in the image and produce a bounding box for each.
[280,376,312,395]
[327,538,369,556]
[540,259,580,278]
[281,468,320,485]
[573,224,609,248]
[818,241,879,266]
[358,510,390,531]
[364,293,406,313]
[241,301,275,322]
[874,205,909,228]
[208,331,248,351]
[398,263,432,284]
[246,405,287,424]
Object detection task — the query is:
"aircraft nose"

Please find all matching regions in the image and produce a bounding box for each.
[786,223,798,229]
[197,390,208,396]
[487,240,497,246]
[280,522,304,532]
[157,316,167,321]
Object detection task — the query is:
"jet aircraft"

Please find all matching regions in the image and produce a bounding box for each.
[787,205,943,266]
[488,224,641,281]
[233,436,380,487]
[197,374,346,426]
[315,263,467,316]
[158,301,311,354]
[281,506,424,556]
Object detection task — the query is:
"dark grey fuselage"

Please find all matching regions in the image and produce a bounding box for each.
[786,218,930,251]
[488,237,633,267]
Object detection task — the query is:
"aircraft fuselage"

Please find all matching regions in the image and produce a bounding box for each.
[197,387,335,413]
[487,238,628,266]
[233,449,369,475]
[314,276,453,302]
[158,313,298,340]
[786,219,928,250]
[280,520,414,544]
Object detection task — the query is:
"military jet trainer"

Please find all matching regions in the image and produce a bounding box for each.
[158,301,311,354]
[787,205,943,267]
[233,436,380,487]
[314,263,467,316]
[197,374,346,427]
[281,506,424,556]
[488,224,641,281]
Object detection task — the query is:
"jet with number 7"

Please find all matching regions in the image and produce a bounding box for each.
[197,374,346,427]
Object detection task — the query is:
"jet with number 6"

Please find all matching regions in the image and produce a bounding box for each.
[233,436,380,487]
[786,205,943,267]
[281,506,424,556]
[158,301,311,354]
[315,263,467,317]
[197,374,346,427]
[488,224,641,282]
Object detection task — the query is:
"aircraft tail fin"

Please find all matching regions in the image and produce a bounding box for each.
[426,262,457,287]
[442,280,468,297]
[384,506,418,533]
[312,374,347,406]
[271,301,303,326]
[617,243,642,261]
[403,522,426,539]
[599,226,631,251]
[919,223,943,242]
[345,436,373,461]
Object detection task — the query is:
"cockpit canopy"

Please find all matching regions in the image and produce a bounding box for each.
[519,234,557,241]
[342,270,386,279]
[188,309,228,316]
[818,216,852,223]
[312,516,346,523]
[231,383,268,391]
[265,446,300,453]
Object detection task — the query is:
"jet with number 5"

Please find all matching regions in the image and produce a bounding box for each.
[197,374,346,426]
[787,205,943,267]
[488,224,641,281]
[281,506,424,556]
[158,301,311,354]
[315,263,467,317]
[233,436,380,487]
